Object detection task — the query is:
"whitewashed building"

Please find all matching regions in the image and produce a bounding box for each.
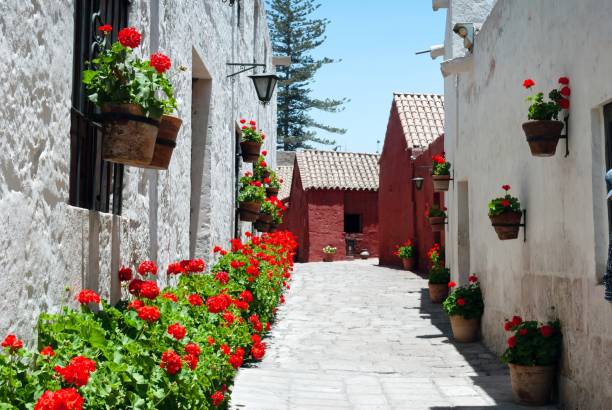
[0,0,277,339]
[436,0,612,407]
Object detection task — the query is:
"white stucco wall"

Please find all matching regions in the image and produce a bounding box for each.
[442,0,612,406]
[0,0,276,340]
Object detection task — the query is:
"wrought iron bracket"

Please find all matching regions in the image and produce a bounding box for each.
[227,62,266,78]
[222,0,237,5]
[558,115,570,157]
[491,209,527,242]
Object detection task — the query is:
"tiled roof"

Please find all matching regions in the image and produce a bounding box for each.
[296,150,380,191]
[393,93,444,150]
[276,165,293,200]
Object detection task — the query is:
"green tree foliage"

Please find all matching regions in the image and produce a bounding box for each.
[267,0,347,150]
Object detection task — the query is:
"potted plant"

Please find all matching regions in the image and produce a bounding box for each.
[502,317,562,406]
[270,197,286,231]
[432,154,451,192]
[83,26,177,167]
[394,240,415,270]
[443,275,484,342]
[522,77,570,156]
[425,204,447,232]
[323,246,337,262]
[239,119,264,162]
[238,174,265,222]
[427,244,449,303]
[255,199,274,232]
[265,172,281,197]
[489,185,522,240]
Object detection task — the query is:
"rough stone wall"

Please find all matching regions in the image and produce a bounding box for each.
[0,0,276,340]
[443,0,612,407]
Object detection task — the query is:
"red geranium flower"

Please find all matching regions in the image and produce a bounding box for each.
[251,334,261,344]
[118,266,133,282]
[503,321,513,331]
[523,78,535,89]
[500,199,511,207]
[220,344,231,355]
[189,294,204,306]
[240,290,253,303]
[223,311,235,324]
[184,353,199,370]
[456,298,466,306]
[208,336,216,345]
[448,281,457,288]
[128,299,144,310]
[167,323,186,340]
[54,356,96,387]
[262,150,268,156]
[137,260,158,276]
[2,334,23,352]
[540,325,553,337]
[35,388,84,410]
[251,342,266,360]
[559,98,570,110]
[502,184,511,191]
[519,328,528,336]
[162,292,178,302]
[167,262,186,275]
[185,342,201,357]
[137,306,160,322]
[240,119,246,124]
[558,77,570,85]
[213,245,224,253]
[128,279,144,296]
[98,24,112,34]
[160,349,182,375]
[511,315,522,327]
[468,275,478,283]
[215,271,229,285]
[40,345,55,357]
[118,27,141,48]
[229,352,243,369]
[507,336,517,348]
[560,86,571,97]
[260,161,268,168]
[150,52,171,73]
[76,289,100,305]
[211,391,225,407]
[138,281,160,300]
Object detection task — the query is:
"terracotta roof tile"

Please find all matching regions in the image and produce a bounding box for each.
[276,165,293,200]
[393,93,444,149]
[296,150,380,191]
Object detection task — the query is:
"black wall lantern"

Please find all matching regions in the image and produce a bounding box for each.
[227,63,279,105]
[412,177,425,190]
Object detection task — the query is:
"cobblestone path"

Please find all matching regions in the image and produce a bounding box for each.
[230,260,556,410]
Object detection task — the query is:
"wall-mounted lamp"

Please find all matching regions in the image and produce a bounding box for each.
[249,73,279,105]
[415,44,445,60]
[453,23,476,52]
[412,177,425,191]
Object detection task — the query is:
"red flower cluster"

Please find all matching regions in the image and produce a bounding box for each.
[215,271,229,284]
[229,347,245,369]
[167,323,187,340]
[35,388,84,410]
[118,266,133,282]
[251,339,266,360]
[76,289,100,305]
[162,292,178,302]
[160,349,182,375]
[54,356,97,387]
[502,184,511,191]
[137,260,158,276]
[150,52,171,73]
[206,293,232,313]
[456,298,466,306]
[118,27,141,48]
[503,315,523,331]
[249,314,263,332]
[40,345,55,357]
[98,24,112,34]
[522,78,535,89]
[432,154,446,164]
[448,281,457,288]
[138,281,160,300]
[468,274,478,283]
[1,334,23,352]
[188,294,204,306]
[211,391,225,407]
[137,306,160,322]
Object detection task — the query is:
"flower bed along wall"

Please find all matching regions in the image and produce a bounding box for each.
[0,231,297,410]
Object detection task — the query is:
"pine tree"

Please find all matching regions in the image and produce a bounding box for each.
[267,0,347,151]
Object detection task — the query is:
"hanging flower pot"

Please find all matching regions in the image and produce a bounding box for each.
[502,317,561,406]
[425,204,447,232]
[238,201,262,222]
[255,211,273,232]
[521,76,570,157]
[238,175,265,222]
[443,276,484,342]
[488,185,523,240]
[254,219,271,232]
[266,187,279,197]
[522,120,564,157]
[239,119,264,163]
[143,114,182,170]
[101,104,160,166]
[431,154,452,192]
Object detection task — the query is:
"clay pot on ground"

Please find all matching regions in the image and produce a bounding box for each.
[240,141,262,163]
[489,211,522,240]
[323,253,334,262]
[508,364,556,406]
[429,216,446,232]
[428,283,449,304]
[238,201,262,222]
[402,257,415,271]
[266,187,280,197]
[449,315,480,343]
[432,175,451,192]
[101,104,160,166]
[522,120,564,157]
[142,114,182,170]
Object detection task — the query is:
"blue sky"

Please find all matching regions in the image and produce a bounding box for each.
[307,1,446,153]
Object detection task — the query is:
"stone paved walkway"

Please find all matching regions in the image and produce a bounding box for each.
[230,260,557,410]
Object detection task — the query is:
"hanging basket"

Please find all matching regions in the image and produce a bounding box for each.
[432,175,451,192]
[429,216,445,232]
[428,283,449,303]
[254,220,271,232]
[238,201,262,222]
[266,187,280,197]
[101,104,160,166]
[490,211,522,240]
[509,364,556,406]
[141,114,182,170]
[240,141,262,163]
[522,120,564,157]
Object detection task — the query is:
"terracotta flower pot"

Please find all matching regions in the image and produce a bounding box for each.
[266,187,280,197]
[258,213,273,224]
[428,283,449,304]
[432,175,451,192]
[240,141,262,163]
[522,120,564,157]
[142,114,182,170]
[238,201,262,222]
[429,216,445,232]
[323,253,334,262]
[101,104,160,166]
[402,257,415,271]
[449,315,480,342]
[509,364,556,406]
[254,220,271,232]
[489,211,522,240]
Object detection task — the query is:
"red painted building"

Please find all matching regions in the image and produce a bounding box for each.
[280,150,379,262]
[378,93,445,270]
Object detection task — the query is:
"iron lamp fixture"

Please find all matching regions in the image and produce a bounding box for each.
[412,177,425,190]
[249,73,279,105]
